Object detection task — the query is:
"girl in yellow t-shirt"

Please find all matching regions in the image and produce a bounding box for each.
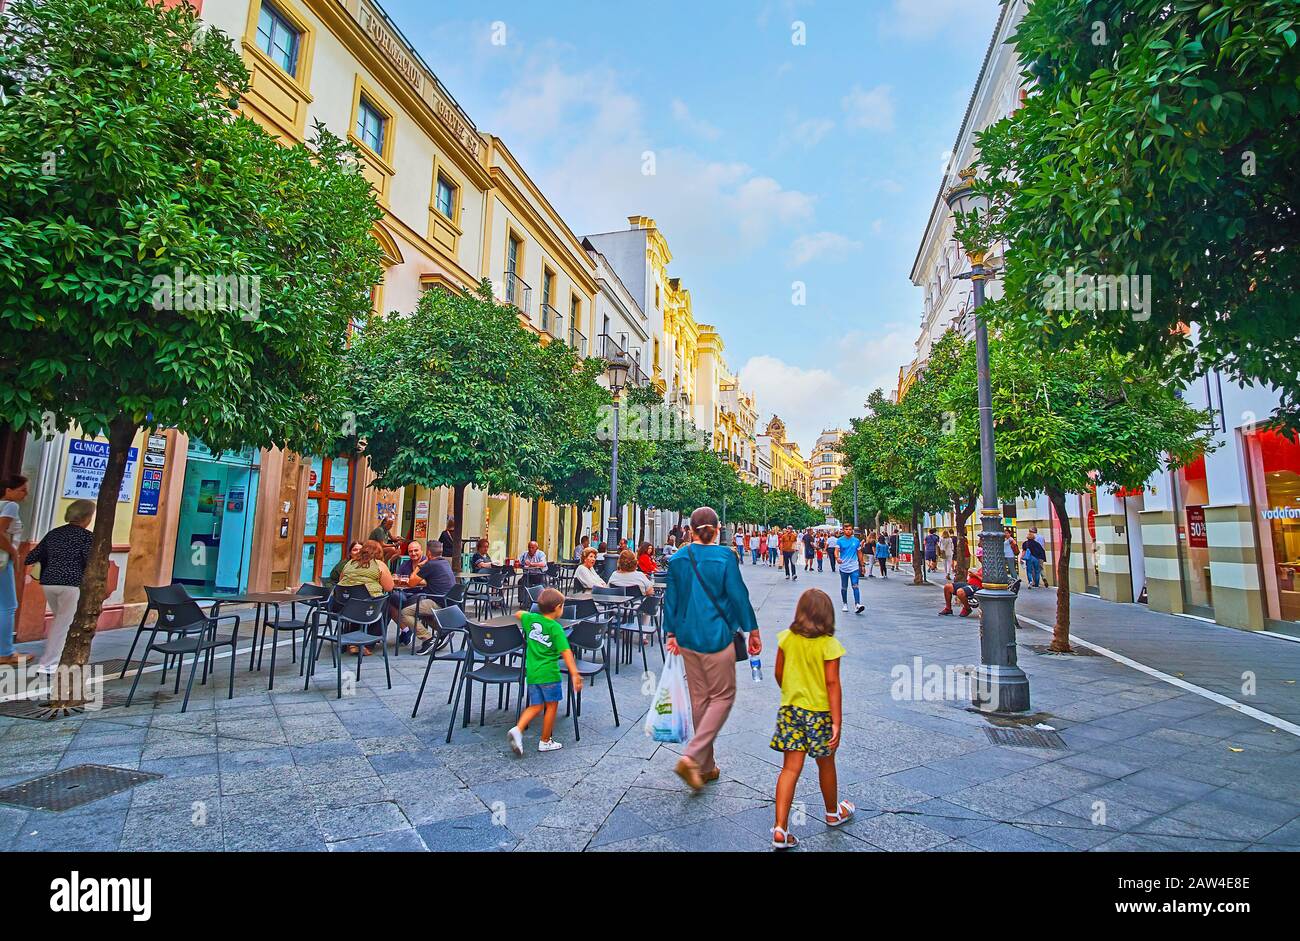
[769,588,854,850]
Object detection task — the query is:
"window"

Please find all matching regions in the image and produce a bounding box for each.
[569,295,580,330]
[505,234,523,306]
[256,2,300,76]
[355,96,386,155]
[542,270,554,309]
[435,174,456,219]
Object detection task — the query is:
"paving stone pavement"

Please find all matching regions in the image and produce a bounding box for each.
[1,560,1298,852]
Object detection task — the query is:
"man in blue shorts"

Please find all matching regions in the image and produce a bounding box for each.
[836,523,866,615]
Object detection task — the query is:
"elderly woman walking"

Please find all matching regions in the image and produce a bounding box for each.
[663,506,761,792]
[24,499,95,673]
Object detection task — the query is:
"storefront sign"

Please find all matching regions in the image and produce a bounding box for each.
[433,97,480,158]
[1262,506,1300,520]
[62,439,138,502]
[143,452,166,468]
[137,468,163,516]
[1186,505,1208,548]
[147,434,168,452]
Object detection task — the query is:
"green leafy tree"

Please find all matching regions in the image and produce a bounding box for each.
[0,0,382,682]
[941,340,1214,650]
[344,284,606,562]
[763,488,821,529]
[963,0,1300,427]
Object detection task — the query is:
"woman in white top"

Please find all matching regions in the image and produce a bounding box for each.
[608,549,654,630]
[573,548,607,591]
[0,475,30,666]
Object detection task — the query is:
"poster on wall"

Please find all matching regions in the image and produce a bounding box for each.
[137,468,163,516]
[1187,505,1209,548]
[413,499,429,540]
[198,480,222,514]
[62,439,138,502]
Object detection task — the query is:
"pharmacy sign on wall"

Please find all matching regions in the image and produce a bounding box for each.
[62,439,139,502]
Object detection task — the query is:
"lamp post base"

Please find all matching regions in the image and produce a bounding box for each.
[972,588,1030,713]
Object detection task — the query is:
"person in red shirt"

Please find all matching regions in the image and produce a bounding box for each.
[939,567,983,617]
[637,541,658,576]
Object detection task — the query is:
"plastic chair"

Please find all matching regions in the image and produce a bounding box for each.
[120,584,213,680]
[125,596,242,713]
[410,605,471,717]
[565,617,619,740]
[446,621,526,743]
[257,584,330,689]
[305,593,392,698]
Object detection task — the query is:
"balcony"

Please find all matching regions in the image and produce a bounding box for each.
[568,325,588,358]
[597,333,649,386]
[539,303,562,339]
[504,271,531,315]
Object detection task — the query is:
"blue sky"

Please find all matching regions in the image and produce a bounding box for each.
[382,0,1005,453]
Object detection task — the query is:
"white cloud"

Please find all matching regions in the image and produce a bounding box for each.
[842,84,896,131]
[871,178,904,194]
[671,98,721,141]
[788,231,863,266]
[883,0,971,40]
[738,323,917,453]
[791,117,835,148]
[482,55,813,257]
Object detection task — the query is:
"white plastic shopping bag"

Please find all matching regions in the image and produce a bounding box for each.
[644,654,694,744]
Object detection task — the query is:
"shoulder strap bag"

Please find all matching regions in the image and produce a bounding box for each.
[685,546,748,662]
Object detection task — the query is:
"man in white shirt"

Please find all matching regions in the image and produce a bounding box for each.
[766,531,779,566]
[733,529,745,563]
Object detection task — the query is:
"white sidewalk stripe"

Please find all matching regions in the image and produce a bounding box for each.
[1017,614,1300,739]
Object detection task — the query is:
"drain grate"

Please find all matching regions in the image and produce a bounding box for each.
[985,726,1067,749]
[0,764,162,812]
[0,689,165,721]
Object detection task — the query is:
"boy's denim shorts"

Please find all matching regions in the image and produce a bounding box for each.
[528,682,564,706]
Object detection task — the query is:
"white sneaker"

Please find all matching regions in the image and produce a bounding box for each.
[507,727,523,757]
[538,739,563,752]
[841,603,848,612]
[855,604,865,615]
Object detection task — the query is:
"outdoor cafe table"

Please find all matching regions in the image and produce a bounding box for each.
[186,589,304,670]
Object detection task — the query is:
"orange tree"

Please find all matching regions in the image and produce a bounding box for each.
[0,0,382,684]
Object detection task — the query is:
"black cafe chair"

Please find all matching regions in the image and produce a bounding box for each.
[446,621,526,743]
[125,596,242,713]
[257,584,330,689]
[565,616,619,741]
[304,593,391,698]
[410,606,471,717]
[120,584,216,680]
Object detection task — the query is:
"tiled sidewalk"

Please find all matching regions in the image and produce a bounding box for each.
[1,562,1297,852]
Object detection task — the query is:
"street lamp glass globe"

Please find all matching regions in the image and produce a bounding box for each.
[605,355,629,392]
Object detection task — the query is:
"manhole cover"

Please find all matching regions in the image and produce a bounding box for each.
[984,727,1067,749]
[0,764,162,812]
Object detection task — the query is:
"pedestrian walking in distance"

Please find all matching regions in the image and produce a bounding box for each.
[663,506,761,792]
[769,588,854,849]
[834,523,866,615]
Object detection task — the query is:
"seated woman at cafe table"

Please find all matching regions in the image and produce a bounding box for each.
[636,541,658,576]
[573,547,607,591]
[470,538,494,572]
[328,541,363,585]
[336,539,394,655]
[609,549,656,634]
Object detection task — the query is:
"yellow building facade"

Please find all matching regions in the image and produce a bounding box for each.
[760,417,812,502]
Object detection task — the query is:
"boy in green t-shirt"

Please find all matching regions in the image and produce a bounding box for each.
[509,588,582,755]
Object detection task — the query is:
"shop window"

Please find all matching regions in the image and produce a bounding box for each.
[1173,454,1213,617]
[1252,430,1300,625]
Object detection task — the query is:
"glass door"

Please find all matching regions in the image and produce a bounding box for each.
[300,456,353,584]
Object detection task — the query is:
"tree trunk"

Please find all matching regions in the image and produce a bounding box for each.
[1046,485,1073,653]
[54,415,136,705]
[449,482,467,572]
[911,504,924,585]
[639,504,647,545]
[954,492,975,583]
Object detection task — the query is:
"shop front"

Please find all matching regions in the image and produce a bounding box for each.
[1171,454,1214,619]
[1247,429,1300,632]
[170,441,260,596]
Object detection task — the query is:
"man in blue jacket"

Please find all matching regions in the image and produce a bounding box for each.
[664,506,762,792]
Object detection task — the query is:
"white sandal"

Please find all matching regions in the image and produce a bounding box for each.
[825,801,856,827]
[770,826,799,850]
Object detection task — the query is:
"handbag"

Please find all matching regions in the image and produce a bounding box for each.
[685,546,749,662]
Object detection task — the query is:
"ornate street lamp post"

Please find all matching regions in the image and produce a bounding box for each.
[605,353,630,551]
[945,167,1030,713]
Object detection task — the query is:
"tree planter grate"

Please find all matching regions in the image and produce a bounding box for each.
[984,727,1067,749]
[0,689,163,721]
[0,764,162,812]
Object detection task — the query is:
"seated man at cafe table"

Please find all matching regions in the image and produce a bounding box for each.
[470,537,495,572]
[401,543,457,653]
[391,540,426,644]
[520,540,547,580]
